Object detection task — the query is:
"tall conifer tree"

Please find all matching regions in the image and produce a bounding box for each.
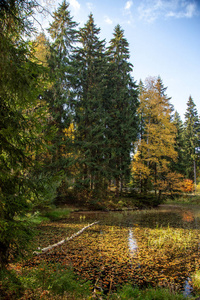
[172,111,185,175]
[71,14,107,196]
[46,1,78,199]
[106,25,138,195]
[183,96,200,180]
[0,0,53,268]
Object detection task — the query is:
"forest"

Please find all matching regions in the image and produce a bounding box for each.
[1,0,200,299]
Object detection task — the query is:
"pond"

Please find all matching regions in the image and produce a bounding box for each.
[34,204,200,296]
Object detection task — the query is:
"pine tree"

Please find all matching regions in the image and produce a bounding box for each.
[106,25,138,195]
[183,96,200,180]
[71,14,108,197]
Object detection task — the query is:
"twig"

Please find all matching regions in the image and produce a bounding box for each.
[33,221,99,255]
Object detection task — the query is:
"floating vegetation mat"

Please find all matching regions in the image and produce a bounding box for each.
[27,205,200,295]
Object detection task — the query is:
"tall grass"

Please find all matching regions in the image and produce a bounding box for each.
[110,284,190,299]
[143,226,199,251]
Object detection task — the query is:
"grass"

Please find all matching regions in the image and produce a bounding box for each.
[0,264,91,300]
[0,267,195,300]
[110,284,190,299]
[143,226,199,251]
[15,207,72,224]
[191,270,200,294]
[41,207,71,221]
[165,194,200,205]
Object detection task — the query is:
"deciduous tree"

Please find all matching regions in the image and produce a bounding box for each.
[132,77,180,197]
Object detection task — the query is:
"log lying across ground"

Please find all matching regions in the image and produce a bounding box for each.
[34,221,99,255]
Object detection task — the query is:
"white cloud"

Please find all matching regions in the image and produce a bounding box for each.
[138,0,198,23]
[69,0,80,11]
[138,2,160,23]
[104,16,113,24]
[87,2,94,11]
[125,0,133,10]
[185,3,196,17]
[167,2,197,18]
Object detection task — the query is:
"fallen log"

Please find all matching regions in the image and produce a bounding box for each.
[33,221,99,255]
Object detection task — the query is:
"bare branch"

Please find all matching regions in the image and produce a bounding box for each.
[33,221,99,255]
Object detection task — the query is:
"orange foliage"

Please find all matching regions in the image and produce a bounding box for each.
[181,179,194,193]
[182,211,194,222]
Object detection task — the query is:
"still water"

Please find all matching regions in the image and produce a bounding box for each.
[64,204,200,295]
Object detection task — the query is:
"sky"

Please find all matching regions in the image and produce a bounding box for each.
[37,0,200,121]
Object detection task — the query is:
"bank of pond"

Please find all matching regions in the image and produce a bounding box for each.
[2,203,200,299]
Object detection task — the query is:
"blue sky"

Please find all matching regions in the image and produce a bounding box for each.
[38,0,200,120]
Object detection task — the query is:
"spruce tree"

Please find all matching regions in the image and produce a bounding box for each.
[46,0,78,199]
[106,25,138,195]
[71,14,108,197]
[172,111,185,175]
[183,96,200,180]
[0,0,53,268]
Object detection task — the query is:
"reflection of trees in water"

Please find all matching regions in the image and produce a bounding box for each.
[182,211,194,222]
[71,207,198,229]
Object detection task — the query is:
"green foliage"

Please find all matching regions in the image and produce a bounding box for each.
[0,269,24,299]
[20,263,91,297]
[71,14,108,195]
[41,207,71,221]
[191,270,200,294]
[45,0,78,200]
[0,264,91,299]
[172,111,186,175]
[106,24,139,196]
[183,96,200,180]
[111,285,187,299]
[0,0,60,269]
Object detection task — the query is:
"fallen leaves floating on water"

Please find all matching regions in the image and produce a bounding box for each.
[21,206,200,294]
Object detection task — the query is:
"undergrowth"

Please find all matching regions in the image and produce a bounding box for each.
[0,265,197,300]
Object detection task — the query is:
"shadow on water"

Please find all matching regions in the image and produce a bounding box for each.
[60,204,200,296]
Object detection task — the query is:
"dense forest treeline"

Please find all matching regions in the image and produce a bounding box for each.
[0,0,200,268]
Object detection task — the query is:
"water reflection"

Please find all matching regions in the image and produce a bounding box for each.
[183,277,193,297]
[128,229,138,256]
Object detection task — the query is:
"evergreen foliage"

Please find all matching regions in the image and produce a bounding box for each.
[0,0,59,269]
[45,0,78,199]
[106,25,139,195]
[183,96,200,180]
[172,111,185,175]
[71,14,108,196]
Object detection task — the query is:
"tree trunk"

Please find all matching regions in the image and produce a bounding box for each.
[0,242,9,270]
[34,221,99,255]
